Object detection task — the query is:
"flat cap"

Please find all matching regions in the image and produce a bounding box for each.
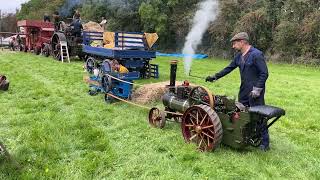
[230,32,249,42]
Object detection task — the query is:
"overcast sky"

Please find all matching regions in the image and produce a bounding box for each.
[0,0,30,13]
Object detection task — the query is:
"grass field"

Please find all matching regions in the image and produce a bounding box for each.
[0,51,320,179]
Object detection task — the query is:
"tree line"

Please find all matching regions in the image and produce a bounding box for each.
[13,0,320,64]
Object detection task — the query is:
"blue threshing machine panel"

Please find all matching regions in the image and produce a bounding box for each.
[82,45,156,59]
[82,31,156,60]
[82,31,159,79]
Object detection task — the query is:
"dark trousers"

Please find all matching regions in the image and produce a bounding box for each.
[242,95,269,148]
[258,119,269,147]
[73,31,81,37]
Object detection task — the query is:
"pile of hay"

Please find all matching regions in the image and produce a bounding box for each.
[83,21,103,32]
[131,81,193,104]
[131,81,169,104]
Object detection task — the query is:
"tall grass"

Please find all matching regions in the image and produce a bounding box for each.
[0,51,319,179]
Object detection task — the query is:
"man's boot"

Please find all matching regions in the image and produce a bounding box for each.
[260,121,270,151]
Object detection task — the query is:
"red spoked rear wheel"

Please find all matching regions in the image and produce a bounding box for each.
[181,104,223,151]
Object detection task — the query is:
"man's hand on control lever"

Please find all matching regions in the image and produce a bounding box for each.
[205,75,217,82]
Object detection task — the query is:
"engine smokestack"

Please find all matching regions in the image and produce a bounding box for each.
[169,60,178,93]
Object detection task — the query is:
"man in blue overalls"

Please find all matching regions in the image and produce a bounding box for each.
[206,32,270,151]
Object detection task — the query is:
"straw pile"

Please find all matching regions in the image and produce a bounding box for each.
[83,21,103,32]
[131,82,169,104]
[132,81,195,104]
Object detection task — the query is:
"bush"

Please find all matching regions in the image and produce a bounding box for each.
[298,11,320,59]
[273,21,301,60]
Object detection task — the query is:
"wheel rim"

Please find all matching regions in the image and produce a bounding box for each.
[101,75,112,93]
[51,33,66,61]
[14,45,21,51]
[42,45,50,57]
[86,57,96,74]
[189,86,214,108]
[181,105,222,151]
[100,60,113,74]
[148,107,166,128]
[52,43,61,60]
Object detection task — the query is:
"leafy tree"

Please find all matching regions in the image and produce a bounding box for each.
[273,20,300,58]
[298,11,320,58]
[17,0,65,20]
[233,8,272,52]
[13,0,320,63]
[81,0,143,31]
[0,13,17,33]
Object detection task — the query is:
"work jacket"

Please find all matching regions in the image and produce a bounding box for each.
[71,20,83,33]
[215,46,269,106]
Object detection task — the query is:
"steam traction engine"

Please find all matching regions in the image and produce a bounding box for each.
[51,21,85,62]
[148,60,285,151]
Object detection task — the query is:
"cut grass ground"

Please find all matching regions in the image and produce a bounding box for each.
[0,51,320,179]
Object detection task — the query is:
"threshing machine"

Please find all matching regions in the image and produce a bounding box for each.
[148,61,285,151]
[17,20,54,55]
[87,60,140,102]
[82,31,159,79]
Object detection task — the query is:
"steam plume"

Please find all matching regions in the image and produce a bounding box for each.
[182,0,219,75]
[59,0,84,17]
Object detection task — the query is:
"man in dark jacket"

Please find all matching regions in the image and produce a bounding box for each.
[206,32,270,151]
[52,11,60,31]
[71,19,83,37]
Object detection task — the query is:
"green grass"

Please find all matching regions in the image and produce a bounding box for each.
[0,51,319,179]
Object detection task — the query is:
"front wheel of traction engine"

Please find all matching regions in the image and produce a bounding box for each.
[181,104,223,152]
[148,107,166,129]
